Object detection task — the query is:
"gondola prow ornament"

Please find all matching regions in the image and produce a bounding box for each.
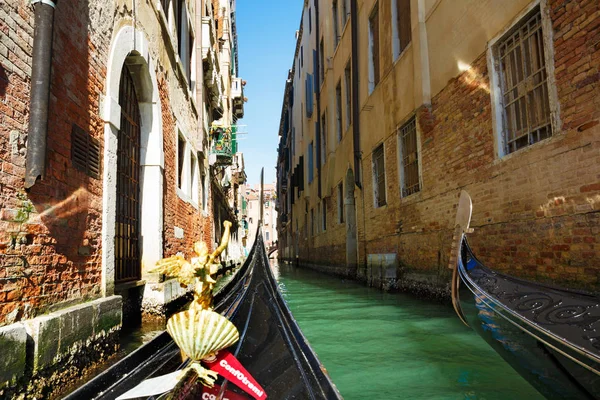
[151,221,239,388]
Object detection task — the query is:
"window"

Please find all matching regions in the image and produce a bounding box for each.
[337,182,344,223]
[201,166,208,212]
[344,60,351,130]
[321,111,327,165]
[305,74,314,117]
[335,81,342,142]
[310,208,314,237]
[161,0,169,15]
[322,199,327,231]
[398,117,420,197]
[333,1,340,48]
[392,0,411,60]
[372,143,386,207]
[308,141,314,184]
[308,7,312,33]
[319,38,325,86]
[266,231,270,241]
[369,4,380,94]
[300,45,304,68]
[190,152,199,204]
[342,0,350,27]
[495,7,552,154]
[177,134,186,190]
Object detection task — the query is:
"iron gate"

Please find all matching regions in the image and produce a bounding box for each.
[115,65,141,283]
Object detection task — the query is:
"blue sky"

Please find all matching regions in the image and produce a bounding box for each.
[235,1,302,186]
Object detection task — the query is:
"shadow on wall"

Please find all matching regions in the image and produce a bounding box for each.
[23,0,99,301]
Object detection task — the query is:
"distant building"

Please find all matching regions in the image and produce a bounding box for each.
[277,0,600,293]
[242,183,278,252]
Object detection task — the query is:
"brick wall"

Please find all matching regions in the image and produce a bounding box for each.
[301,0,600,292]
[0,1,109,326]
[159,78,202,260]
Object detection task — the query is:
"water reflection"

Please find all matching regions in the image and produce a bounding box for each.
[272,260,544,400]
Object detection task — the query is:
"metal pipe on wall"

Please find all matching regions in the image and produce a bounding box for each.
[350,0,361,189]
[25,0,58,189]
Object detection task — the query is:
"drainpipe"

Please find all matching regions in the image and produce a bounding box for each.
[315,0,322,199]
[25,0,58,189]
[350,0,361,188]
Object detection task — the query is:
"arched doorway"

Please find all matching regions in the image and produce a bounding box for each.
[115,65,142,283]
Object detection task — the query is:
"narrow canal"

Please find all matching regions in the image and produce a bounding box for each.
[273,260,544,400]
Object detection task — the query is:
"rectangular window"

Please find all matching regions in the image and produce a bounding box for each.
[190,151,199,204]
[342,0,349,28]
[496,8,552,154]
[333,1,340,48]
[372,143,386,207]
[321,111,327,165]
[369,4,380,93]
[310,208,314,237]
[336,81,342,142]
[308,7,312,33]
[322,199,327,232]
[399,117,420,197]
[305,74,314,117]
[344,60,351,130]
[337,182,344,223]
[177,134,186,190]
[308,141,314,184]
[319,38,325,86]
[161,0,169,15]
[392,0,411,60]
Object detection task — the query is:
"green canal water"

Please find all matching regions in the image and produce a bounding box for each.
[273,261,544,400]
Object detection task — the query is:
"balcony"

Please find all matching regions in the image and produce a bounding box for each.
[209,124,237,166]
[231,77,245,119]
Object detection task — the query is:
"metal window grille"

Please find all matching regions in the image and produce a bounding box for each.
[71,124,100,179]
[400,117,420,197]
[373,144,386,207]
[115,65,141,283]
[498,8,551,154]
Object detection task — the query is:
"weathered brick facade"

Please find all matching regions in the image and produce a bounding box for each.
[278,0,600,295]
[0,0,248,394]
[0,0,108,326]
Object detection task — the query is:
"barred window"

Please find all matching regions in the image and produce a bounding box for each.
[337,182,344,223]
[372,144,386,207]
[368,3,380,93]
[399,117,420,197]
[497,8,551,154]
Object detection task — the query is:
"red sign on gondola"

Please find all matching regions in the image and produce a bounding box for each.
[202,384,250,400]
[204,351,267,400]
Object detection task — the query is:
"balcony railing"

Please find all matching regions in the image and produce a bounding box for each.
[209,124,238,166]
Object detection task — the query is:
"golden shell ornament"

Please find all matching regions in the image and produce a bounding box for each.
[167,308,239,361]
[150,221,239,388]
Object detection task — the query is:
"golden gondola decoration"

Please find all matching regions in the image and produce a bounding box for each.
[150,221,239,388]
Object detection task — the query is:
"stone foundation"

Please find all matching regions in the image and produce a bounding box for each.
[0,296,122,398]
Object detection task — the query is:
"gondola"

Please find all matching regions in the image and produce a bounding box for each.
[65,172,342,400]
[449,191,600,399]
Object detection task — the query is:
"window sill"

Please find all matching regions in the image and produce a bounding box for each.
[176,187,199,210]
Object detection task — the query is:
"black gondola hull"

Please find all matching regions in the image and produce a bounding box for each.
[457,239,600,399]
